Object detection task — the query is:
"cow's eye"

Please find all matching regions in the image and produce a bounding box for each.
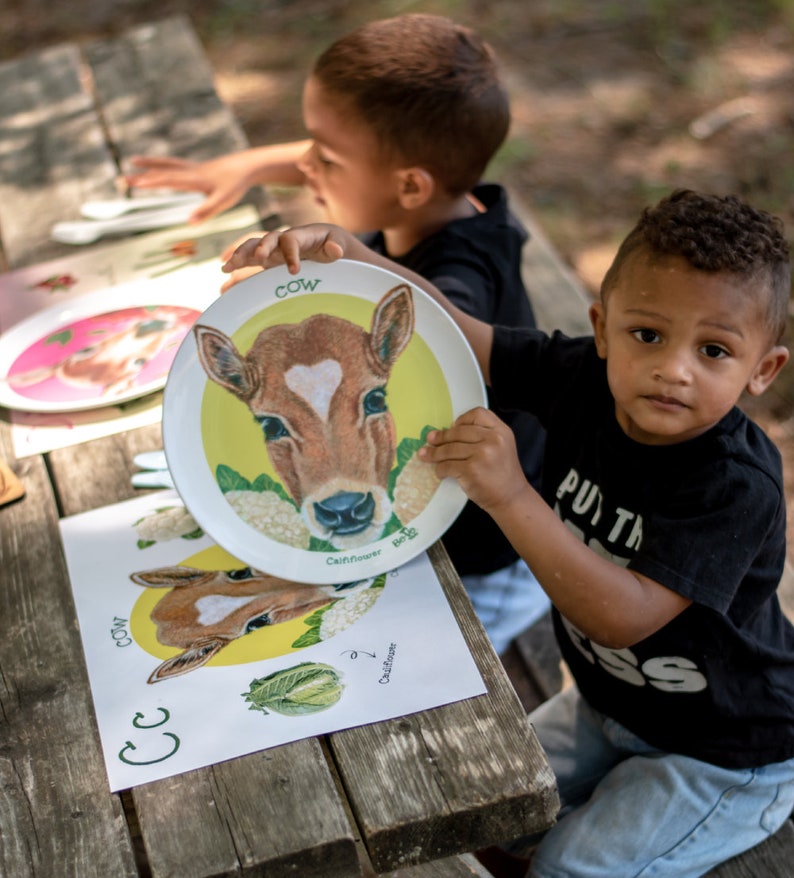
[363,387,387,416]
[333,580,362,592]
[72,345,98,360]
[245,613,271,632]
[228,567,253,581]
[257,415,289,441]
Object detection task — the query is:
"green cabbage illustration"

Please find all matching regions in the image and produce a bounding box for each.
[242,662,344,716]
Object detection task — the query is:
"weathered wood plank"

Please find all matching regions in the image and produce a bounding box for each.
[704,819,794,877]
[0,44,118,269]
[512,611,563,704]
[513,193,594,337]
[0,41,139,878]
[83,16,274,227]
[84,16,250,162]
[498,642,549,714]
[779,563,794,621]
[331,542,559,873]
[134,745,359,878]
[47,422,164,517]
[0,423,138,878]
[381,852,493,877]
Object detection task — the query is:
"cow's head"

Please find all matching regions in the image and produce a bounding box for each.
[196,284,414,548]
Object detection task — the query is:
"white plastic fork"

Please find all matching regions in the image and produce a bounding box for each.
[51,202,201,245]
[80,192,204,220]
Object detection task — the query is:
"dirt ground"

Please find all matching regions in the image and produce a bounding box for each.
[4,0,794,552]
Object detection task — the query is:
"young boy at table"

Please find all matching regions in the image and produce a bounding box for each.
[220,188,794,877]
[127,13,550,654]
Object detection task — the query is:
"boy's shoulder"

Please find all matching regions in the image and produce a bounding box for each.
[366,183,535,325]
[710,407,784,485]
[409,183,529,281]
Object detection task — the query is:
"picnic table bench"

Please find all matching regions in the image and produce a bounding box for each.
[0,16,559,878]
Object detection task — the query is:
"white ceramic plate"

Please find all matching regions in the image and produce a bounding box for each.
[163,259,486,584]
[0,280,217,413]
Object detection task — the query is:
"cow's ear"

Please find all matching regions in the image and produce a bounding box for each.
[370,284,415,368]
[194,324,257,399]
[130,566,207,589]
[147,639,225,683]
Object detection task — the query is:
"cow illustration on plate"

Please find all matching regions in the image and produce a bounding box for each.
[3,304,198,404]
[194,284,442,551]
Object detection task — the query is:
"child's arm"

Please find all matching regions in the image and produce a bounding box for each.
[222,224,496,381]
[421,407,692,648]
[125,142,311,224]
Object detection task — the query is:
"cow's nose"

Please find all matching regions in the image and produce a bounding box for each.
[314,491,375,534]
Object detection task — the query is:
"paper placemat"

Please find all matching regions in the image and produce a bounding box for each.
[60,490,485,791]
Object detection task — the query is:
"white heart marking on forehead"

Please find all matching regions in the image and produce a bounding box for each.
[194,594,257,626]
[285,360,343,421]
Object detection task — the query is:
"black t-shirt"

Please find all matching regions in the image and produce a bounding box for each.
[491,327,794,768]
[363,183,546,575]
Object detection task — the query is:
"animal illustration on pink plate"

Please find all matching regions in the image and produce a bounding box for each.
[6,306,195,398]
[130,564,374,683]
[195,283,416,550]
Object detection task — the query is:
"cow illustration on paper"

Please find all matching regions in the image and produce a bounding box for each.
[195,284,439,551]
[131,564,377,683]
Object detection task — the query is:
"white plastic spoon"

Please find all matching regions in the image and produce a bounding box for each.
[80,192,204,220]
[131,470,175,489]
[51,202,200,245]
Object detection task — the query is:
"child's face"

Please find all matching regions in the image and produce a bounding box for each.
[297,76,404,233]
[590,254,788,445]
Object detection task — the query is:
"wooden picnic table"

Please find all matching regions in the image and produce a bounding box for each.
[0,16,559,878]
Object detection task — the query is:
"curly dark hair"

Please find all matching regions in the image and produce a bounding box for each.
[311,14,510,197]
[602,189,791,341]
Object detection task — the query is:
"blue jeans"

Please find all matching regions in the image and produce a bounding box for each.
[462,559,551,655]
[511,686,794,878]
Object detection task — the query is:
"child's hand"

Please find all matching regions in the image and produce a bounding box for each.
[420,407,528,513]
[221,224,349,276]
[219,235,264,292]
[125,155,252,223]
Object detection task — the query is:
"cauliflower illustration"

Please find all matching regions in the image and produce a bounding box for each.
[134,506,203,548]
[225,489,311,549]
[319,587,383,640]
[393,452,440,525]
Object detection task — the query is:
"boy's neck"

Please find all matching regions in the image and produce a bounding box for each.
[381,192,482,257]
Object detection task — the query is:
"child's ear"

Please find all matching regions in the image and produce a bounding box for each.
[589,302,608,359]
[396,167,435,209]
[746,345,789,396]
